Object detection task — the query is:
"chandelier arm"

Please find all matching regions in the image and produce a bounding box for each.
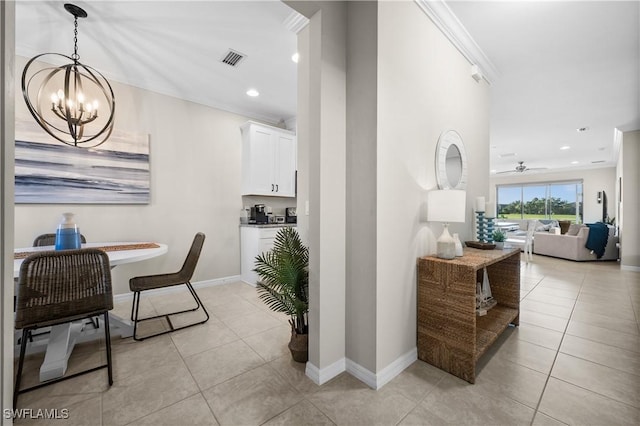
[23,58,74,144]
[63,65,79,144]
[78,64,116,130]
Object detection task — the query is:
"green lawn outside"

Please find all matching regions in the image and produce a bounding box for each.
[498,213,578,221]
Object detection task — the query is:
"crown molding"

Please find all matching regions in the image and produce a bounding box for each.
[283,10,309,34]
[414,0,499,85]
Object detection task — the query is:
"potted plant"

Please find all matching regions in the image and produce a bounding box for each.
[492,229,506,249]
[253,227,309,362]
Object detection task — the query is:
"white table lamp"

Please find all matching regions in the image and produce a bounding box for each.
[428,190,467,259]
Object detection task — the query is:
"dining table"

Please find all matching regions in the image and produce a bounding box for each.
[13,241,168,382]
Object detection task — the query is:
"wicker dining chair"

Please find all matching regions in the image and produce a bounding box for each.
[33,233,87,247]
[14,249,114,409]
[129,232,209,341]
[23,233,93,341]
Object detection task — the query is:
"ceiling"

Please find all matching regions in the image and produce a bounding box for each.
[15,1,640,175]
[449,0,639,175]
[15,0,299,125]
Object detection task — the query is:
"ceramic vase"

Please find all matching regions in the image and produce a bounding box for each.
[453,233,464,256]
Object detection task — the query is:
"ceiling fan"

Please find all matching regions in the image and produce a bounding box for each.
[495,161,547,174]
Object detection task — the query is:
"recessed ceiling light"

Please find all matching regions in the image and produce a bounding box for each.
[576,127,589,132]
[291,53,299,63]
[560,145,570,150]
[571,161,579,164]
[490,169,497,174]
[246,89,259,97]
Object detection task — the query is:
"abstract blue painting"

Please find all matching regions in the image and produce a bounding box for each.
[15,119,150,204]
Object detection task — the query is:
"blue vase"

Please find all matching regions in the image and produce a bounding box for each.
[55,213,82,250]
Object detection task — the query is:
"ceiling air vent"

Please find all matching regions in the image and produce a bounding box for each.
[591,160,605,164]
[221,49,246,67]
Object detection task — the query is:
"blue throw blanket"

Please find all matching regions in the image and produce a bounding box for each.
[585,223,609,259]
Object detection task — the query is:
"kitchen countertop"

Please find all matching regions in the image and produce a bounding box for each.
[239,223,297,228]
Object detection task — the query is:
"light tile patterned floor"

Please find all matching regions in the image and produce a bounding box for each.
[12,255,640,425]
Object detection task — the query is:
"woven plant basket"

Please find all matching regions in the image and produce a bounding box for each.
[289,330,308,363]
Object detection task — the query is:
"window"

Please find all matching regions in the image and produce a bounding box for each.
[496,181,583,223]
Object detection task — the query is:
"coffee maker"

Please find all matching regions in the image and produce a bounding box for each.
[285,207,297,224]
[250,204,268,224]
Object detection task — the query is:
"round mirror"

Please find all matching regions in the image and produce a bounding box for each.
[435,130,468,190]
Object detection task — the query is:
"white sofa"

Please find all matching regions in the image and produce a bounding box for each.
[533,225,619,261]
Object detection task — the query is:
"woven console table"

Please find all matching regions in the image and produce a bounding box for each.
[417,248,520,383]
[14,243,160,260]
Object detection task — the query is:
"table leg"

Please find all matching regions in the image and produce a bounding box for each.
[108,313,134,338]
[39,322,83,382]
[26,314,132,382]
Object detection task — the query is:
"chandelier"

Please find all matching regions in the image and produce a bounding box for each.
[21,3,115,147]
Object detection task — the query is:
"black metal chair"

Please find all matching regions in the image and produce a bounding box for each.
[129,232,209,341]
[33,233,87,247]
[14,249,114,409]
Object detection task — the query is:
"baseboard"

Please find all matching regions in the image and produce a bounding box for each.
[113,275,242,303]
[305,358,346,385]
[345,359,377,389]
[375,347,418,389]
[346,347,417,390]
[621,265,640,272]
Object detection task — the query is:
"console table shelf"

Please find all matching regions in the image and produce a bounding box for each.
[417,248,520,383]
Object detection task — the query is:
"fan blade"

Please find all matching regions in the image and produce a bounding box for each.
[494,170,515,174]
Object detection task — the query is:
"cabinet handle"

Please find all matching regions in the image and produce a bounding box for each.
[271,184,274,192]
[276,184,279,192]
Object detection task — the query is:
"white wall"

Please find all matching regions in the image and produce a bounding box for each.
[345,0,378,373]
[1,0,16,415]
[490,167,616,224]
[376,1,490,371]
[292,0,491,384]
[293,1,348,379]
[620,130,640,269]
[14,55,259,295]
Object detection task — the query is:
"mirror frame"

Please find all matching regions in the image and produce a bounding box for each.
[435,130,468,190]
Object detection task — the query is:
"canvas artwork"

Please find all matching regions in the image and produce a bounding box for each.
[15,119,150,204]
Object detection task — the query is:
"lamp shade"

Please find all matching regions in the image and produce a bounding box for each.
[427,190,466,223]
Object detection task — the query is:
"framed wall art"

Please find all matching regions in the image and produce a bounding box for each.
[15,119,150,204]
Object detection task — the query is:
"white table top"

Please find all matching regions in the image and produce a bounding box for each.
[14,242,168,277]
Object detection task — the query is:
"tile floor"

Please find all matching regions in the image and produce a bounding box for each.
[12,255,640,425]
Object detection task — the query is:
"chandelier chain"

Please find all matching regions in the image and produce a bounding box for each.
[72,15,79,61]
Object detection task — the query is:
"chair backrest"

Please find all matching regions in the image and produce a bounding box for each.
[15,249,113,330]
[177,232,206,282]
[33,233,87,247]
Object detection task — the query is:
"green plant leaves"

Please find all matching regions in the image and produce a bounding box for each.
[253,227,309,334]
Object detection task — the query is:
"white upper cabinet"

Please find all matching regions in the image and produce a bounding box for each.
[241,121,296,197]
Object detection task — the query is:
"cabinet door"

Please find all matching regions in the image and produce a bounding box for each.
[243,126,275,196]
[258,237,276,255]
[273,133,296,197]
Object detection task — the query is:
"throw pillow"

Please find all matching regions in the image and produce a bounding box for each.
[535,220,551,231]
[567,224,583,236]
